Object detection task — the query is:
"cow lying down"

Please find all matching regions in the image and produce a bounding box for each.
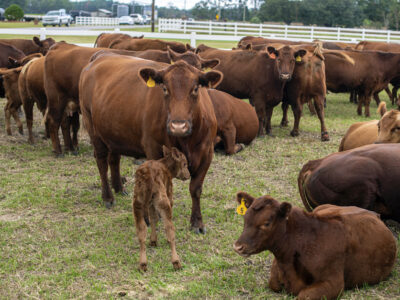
[234,192,397,300]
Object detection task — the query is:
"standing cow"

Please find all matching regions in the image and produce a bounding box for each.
[80,54,221,233]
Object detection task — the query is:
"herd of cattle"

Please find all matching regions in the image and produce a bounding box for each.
[0,33,400,299]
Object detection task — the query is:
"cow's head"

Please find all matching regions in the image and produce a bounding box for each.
[33,37,56,55]
[233,192,291,257]
[139,61,223,137]
[375,110,400,144]
[162,146,190,180]
[167,47,219,71]
[267,45,307,81]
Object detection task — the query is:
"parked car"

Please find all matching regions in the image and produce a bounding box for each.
[130,13,144,25]
[143,15,151,25]
[119,15,134,25]
[42,9,71,27]
[0,8,5,21]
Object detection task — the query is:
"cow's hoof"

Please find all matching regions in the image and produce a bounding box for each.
[28,138,34,145]
[150,241,157,247]
[280,121,289,127]
[71,150,79,156]
[139,263,147,272]
[321,132,330,141]
[290,131,299,137]
[104,200,115,209]
[53,152,64,158]
[119,190,129,196]
[173,261,182,270]
[233,143,244,154]
[192,227,206,234]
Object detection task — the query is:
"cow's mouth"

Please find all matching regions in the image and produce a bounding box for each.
[167,120,192,137]
[233,243,251,257]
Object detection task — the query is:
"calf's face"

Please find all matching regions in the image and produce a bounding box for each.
[376,110,400,144]
[233,192,291,257]
[162,146,190,180]
[267,46,306,81]
[33,37,56,55]
[139,61,222,137]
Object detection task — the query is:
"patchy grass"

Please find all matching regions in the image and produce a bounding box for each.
[0,89,399,299]
[0,21,44,28]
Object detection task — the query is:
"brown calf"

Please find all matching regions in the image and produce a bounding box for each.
[234,192,397,300]
[133,146,190,271]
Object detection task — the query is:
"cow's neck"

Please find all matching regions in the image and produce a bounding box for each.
[379,52,400,80]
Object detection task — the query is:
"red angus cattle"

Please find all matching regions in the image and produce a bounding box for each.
[109,38,189,53]
[0,37,55,55]
[234,192,397,300]
[299,143,400,221]
[93,33,143,48]
[80,55,221,233]
[0,42,25,98]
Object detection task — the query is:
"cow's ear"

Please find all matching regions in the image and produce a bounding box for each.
[33,36,43,47]
[236,192,255,208]
[294,49,307,58]
[267,46,278,59]
[201,58,219,70]
[8,56,19,67]
[167,46,179,63]
[199,70,223,88]
[186,43,195,52]
[162,145,171,157]
[278,202,292,218]
[138,67,163,87]
[245,43,252,50]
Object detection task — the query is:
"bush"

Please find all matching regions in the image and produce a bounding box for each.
[5,4,24,21]
[250,16,261,24]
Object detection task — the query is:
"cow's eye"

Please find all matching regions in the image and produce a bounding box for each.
[162,86,168,95]
[192,86,199,95]
[264,222,270,227]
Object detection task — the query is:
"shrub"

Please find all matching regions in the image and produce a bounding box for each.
[250,16,261,24]
[5,4,24,21]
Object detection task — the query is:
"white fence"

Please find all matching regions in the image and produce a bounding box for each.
[159,18,400,43]
[75,17,119,26]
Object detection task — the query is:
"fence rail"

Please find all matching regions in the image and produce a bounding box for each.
[158,18,400,43]
[75,17,119,26]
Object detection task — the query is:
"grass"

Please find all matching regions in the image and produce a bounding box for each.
[0,86,399,299]
[0,21,44,28]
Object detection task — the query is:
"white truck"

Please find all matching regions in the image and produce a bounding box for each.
[42,9,71,27]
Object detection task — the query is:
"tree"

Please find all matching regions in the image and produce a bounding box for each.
[5,4,24,21]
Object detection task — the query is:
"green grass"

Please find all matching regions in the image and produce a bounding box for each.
[0,88,399,299]
[0,21,43,28]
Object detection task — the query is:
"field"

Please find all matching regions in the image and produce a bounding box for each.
[0,33,399,299]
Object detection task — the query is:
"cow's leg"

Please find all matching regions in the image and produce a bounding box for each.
[254,99,266,136]
[280,101,289,127]
[265,106,274,135]
[156,192,181,270]
[314,95,329,141]
[268,259,283,292]
[71,111,80,153]
[189,148,213,234]
[373,91,381,106]
[61,115,74,153]
[133,194,148,271]
[384,86,394,105]
[23,98,35,144]
[297,276,344,300]
[307,99,316,115]
[10,105,23,135]
[356,94,364,116]
[349,90,357,103]
[222,123,242,155]
[4,104,12,135]
[364,95,372,117]
[149,203,158,246]
[290,100,302,137]
[108,152,126,194]
[47,106,65,156]
[392,85,399,107]
[93,139,114,208]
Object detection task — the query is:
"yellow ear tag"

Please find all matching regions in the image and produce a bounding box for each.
[296,56,302,62]
[147,77,155,87]
[236,198,247,215]
[170,60,174,65]
[203,67,212,73]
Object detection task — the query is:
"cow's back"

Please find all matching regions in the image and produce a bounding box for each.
[339,120,378,151]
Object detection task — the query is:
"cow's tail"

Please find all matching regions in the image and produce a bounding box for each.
[94,33,105,48]
[298,161,320,212]
[377,101,387,117]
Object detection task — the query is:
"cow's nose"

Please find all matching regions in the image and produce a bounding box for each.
[233,243,244,253]
[280,73,291,80]
[169,120,191,136]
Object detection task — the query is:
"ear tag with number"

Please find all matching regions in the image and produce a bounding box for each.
[236,198,247,215]
[147,77,155,87]
[170,60,175,65]
[269,53,276,59]
[203,67,212,73]
[296,56,302,62]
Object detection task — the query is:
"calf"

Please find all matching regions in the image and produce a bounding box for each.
[234,192,397,300]
[0,37,55,55]
[299,143,400,221]
[133,146,190,271]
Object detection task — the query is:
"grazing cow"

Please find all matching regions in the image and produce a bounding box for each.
[324,49,400,117]
[197,44,308,136]
[133,146,190,271]
[93,33,143,48]
[80,55,221,233]
[0,67,23,135]
[233,192,397,300]
[339,102,387,151]
[0,37,55,55]
[298,143,400,221]
[109,38,189,53]
[18,56,49,144]
[280,44,328,141]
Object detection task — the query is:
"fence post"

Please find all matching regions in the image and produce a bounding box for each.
[362,28,365,40]
[114,27,120,32]
[259,23,262,36]
[337,27,340,41]
[284,25,288,39]
[40,27,46,39]
[184,20,187,34]
[387,30,391,43]
[310,26,314,40]
[234,23,237,36]
[191,31,196,48]
[209,20,212,35]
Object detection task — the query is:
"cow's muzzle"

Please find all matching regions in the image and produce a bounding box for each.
[279,73,291,81]
[167,120,192,137]
[233,242,250,257]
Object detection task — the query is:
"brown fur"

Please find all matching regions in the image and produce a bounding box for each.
[0,37,55,55]
[298,143,400,221]
[234,193,397,300]
[79,55,220,232]
[93,33,142,48]
[133,146,190,271]
[109,38,188,53]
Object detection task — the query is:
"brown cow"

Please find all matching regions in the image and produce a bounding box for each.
[197,44,308,136]
[339,102,387,151]
[109,38,189,53]
[80,55,221,233]
[18,56,49,144]
[133,146,190,271]
[280,44,328,140]
[299,143,400,221]
[0,37,55,55]
[93,32,143,48]
[0,42,26,98]
[233,192,397,300]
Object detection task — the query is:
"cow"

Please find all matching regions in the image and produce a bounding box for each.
[298,143,400,221]
[280,44,328,141]
[196,44,308,136]
[133,146,190,271]
[93,32,143,48]
[109,38,190,53]
[18,56,49,144]
[0,37,55,55]
[79,54,221,233]
[339,102,387,151]
[233,192,397,300]
[0,42,26,69]
[324,49,400,117]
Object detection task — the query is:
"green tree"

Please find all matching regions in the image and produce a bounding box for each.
[5,4,24,20]
[258,0,297,24]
